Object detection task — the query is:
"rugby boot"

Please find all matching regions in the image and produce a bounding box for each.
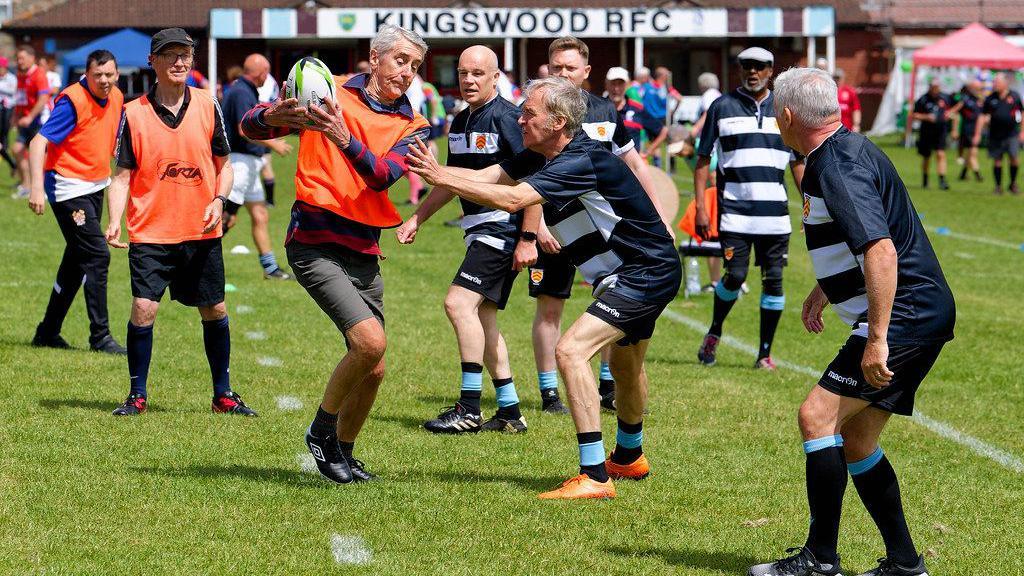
[538,474,616,500]
[112,393,147,416]
[481,414,527,433]
[423,403,482,434]
[855,556,929,576]
[213,391,258,416]
[541,389,569,414]
[748,547,844,576]
[605,453,650,480]
[697,333,720,366]
[755,356,778,371]
[305,425,353,484]
[345,455,379,483]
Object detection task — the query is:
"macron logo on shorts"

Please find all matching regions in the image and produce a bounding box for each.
[827,370,858,387]
[459,272,482,285]
[595,301,621,318]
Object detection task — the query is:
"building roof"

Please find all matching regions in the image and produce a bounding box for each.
[3,0,877,30]
[882,0,1024,28]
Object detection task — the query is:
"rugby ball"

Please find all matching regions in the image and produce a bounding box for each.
[644,165,680,222]
[283,57,336,109]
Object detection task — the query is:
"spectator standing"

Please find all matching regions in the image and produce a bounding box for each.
[0,58,19,175]
[912,79,952,190]
[975,72,1024,195]
[834,68,861,132]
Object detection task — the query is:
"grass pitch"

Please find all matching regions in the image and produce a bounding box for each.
[1,136,1021,575]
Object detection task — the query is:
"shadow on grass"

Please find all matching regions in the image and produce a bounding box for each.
[38,397,167,412]
[374,413,428,430]
[604,545,761,573]
[136,464,328,488]
[413,470,566,493]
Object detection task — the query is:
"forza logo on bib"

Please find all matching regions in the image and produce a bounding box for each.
[158,159,203,186]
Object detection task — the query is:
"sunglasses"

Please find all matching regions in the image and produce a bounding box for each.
[739,59,769,71]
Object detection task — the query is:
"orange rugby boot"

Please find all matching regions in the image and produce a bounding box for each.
[537,474,616,500]
[605,453,651,480]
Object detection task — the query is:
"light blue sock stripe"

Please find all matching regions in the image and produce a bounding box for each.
[848,447,885,476]
[599,362,613,381]
[494,382,519,408]
[616,429,643,449]
[461,371,483,392]
[715,282,740,302]
[538,370,558,391]
[760,294,786,311]
[578,440,605,466]
[803,434,844,454]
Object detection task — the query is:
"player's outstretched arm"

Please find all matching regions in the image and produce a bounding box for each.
[396,186,456,244]
[407,137,541,213]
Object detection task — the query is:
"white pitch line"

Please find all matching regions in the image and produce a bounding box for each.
[330,534,373,565]
[925,226,1021,251]
[236,305,254,314]
[275,395,304,411]
[257,356,283,367]
[661,308,1024,473]
[297,452,318,474]
[245,331,267,341]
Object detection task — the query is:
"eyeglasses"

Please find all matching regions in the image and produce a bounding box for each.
[157,52,193,65]
[739,59,769,72]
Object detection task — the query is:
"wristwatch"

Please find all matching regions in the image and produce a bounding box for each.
[215,195,229,205]
[520,231,537,242]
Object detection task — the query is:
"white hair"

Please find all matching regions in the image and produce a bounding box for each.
[635,66,650,78]
[523,77,586,138]
[698,72,719,92]
[773,67,840,128]
[371,24,428,59]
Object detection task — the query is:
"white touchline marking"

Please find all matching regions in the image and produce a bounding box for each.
[661,308,1024,473]
[276,395,303,411]
[245,331,267,341]
[236,305,254,314]
[953,252,976,260]
[297,452,318,474]
[257,356,283,367]
[330,534,373,565]
[924,226,1021,251]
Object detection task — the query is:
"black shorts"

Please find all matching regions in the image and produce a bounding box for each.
[16,117,41,145]
[527,250,576,300]
[958,123,978,149]
[129,238,225,307]
[223,199,242,216]
[817,335,945,416]
[987,135,1020,159]
[586,289,670,346]
[917,130,948,156]
[452,241,519,309]
[719,231,789,273]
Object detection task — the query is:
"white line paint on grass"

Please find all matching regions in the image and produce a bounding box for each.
[925,226,1021,251]
[953,252,976,260]
[330,534,373,565]
[661,308,1024,473]
[245,331,267,341]
[236,305,254,314]
[297,452,318,474]
[275,395,303,411]
[257,356,283,367]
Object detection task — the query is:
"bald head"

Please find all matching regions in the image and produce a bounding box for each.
[458,45,501,107]
[243,53,270,85]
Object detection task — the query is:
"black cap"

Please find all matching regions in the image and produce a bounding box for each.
[151,28,195,55]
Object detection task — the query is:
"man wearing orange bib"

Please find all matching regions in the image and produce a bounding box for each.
[105,28,256,417]
[26,49,125,354]
[241,24,430,482]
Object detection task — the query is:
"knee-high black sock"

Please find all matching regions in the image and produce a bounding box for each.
[202,316,231,397]
[803,435,847,565]
[127,322,154,397]
[709,281,740,337]
[850,448,918,565]
[758,295,785,359]
[1010,165,1019,186]
[994,165,1003,187]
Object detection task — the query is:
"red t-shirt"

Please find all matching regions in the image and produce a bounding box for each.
[16,64,50,118]
[837,84,861,130]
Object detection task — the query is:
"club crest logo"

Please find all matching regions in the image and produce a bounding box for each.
[475,134,487,150]
[803,194,810,220]
[339,13,356,31]
[597,126,607,137]
[530,269,544,284]
[724,247,734,260]
[72,209,86,226]
[157,159,203,187]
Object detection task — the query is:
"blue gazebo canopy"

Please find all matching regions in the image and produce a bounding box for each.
[61,28,151,85]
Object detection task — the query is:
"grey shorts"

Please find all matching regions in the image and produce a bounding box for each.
[988,135,1020,159]
[287,241,384,336]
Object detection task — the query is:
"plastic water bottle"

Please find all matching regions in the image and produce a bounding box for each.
[685,257,701,296]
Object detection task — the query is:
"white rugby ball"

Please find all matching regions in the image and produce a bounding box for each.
[283,57,336,109]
